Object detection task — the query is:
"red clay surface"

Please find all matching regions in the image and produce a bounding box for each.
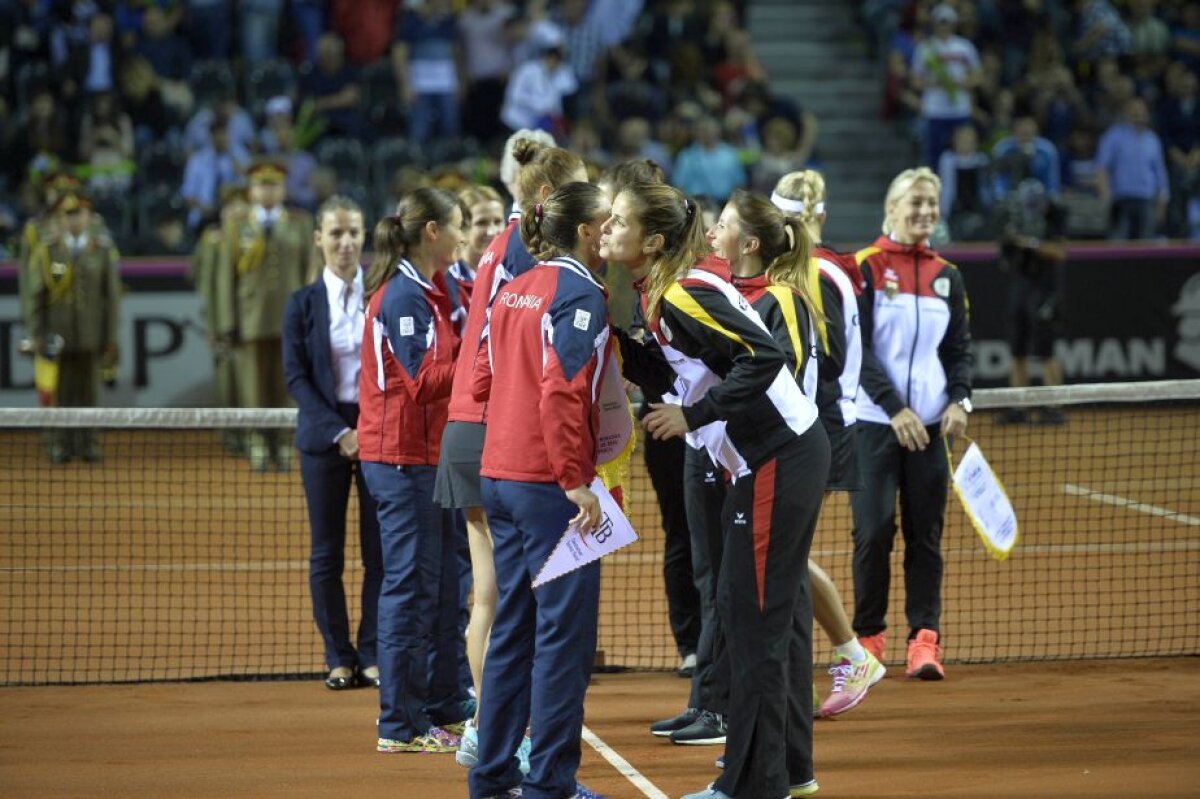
[2,659,1198,798]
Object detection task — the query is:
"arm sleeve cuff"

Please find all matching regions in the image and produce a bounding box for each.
[681,400,714,431]
[333,427,351,444]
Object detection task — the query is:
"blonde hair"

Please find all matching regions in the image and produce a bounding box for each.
[512,139,586,209]
[772,170,826,245]
[458,184,504,210]
[499,129,557,188]
[881,167,941,235]
[620,184,708,321]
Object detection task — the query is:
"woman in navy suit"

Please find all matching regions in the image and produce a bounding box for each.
[283,195,384,690]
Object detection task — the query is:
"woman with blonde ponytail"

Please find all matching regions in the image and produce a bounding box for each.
[602,183,828,799]
[770,172,887,717]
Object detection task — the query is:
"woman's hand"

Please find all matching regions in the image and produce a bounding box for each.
[641,403,690,441]
[890,407,930,451]
[337,429,359,460]
[565,484,602,534]
[941,403,968,438]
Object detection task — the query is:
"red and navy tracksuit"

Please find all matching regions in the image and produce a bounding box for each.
[358,258,469,743]
[446,258,477,336]
[621,258,830,798]
[436,211,536,510]
[851,236,972,642]
[466,256,612,799]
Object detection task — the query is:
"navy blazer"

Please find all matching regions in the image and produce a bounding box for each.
[283,278,359,455]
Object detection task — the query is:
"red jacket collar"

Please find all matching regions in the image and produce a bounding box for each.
[873,235,937,257]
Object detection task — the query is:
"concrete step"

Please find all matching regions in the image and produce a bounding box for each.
[777,81,881,108]
[748,4,857,29]
[758,46,875,79]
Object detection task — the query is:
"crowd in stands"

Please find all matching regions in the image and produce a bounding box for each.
[0,0,829,258]
[860,0,1200,241]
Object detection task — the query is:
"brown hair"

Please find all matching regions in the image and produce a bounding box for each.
[365,187,464,300]
[519,181,608,262]
[772,170,826,244]
[511,139,586,208]
[729,189,821,327]
[620,184,708,321]
[598,158,666,197]
[315,195,363,231]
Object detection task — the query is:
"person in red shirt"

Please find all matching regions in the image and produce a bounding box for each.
[603,183,828,799]
[359,187,472,755]
[466,181,612,799]
[433,137,587,771]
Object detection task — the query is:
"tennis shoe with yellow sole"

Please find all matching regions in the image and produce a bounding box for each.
[789,779,820,797]
[377,726,461,753]
[819,652,886,717]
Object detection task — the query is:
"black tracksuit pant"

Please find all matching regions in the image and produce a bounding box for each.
[684,445,730,714]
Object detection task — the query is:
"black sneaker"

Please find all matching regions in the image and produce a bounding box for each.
[670,710,727,745]
[650,707,700,737]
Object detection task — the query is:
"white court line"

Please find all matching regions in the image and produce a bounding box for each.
[1062,483,1200,527]
[581,723,669,799]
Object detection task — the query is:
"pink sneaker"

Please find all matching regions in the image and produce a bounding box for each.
[858,632,886,663]
[819,652,886,718]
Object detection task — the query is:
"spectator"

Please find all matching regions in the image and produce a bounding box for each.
[137,5,194,116]
[713,29,767,109]
[643,0,705,82]
[700,0,740,63]
[181,120,247,230]
[302,32,364,140]
[671,115,745,202]
[1030,66,1090,156]
[1158,63,1200,237]
[911,4,982,166]
[260,96,319,212]
[1172,1,1200,72]
[12,88,69,178]
[292,0,325,64]
[1087,58,1137,132]
[115,0,183,49]
[499,27,577,135]
[1064,127,1101,195]
[589,0,644,46]
[568,118,610,169]
[992,113,1062,199]
[458,0,517,142]
[185,0,232,60]
[138,197,192,255]
[1073,0,1132,61]
[240,0,285,63]
[66,12,119,97]
[118,56,175,148]
[330,0,398,64]
[937,123,992,240]
[1127,0,1172,87]
[602,40,667,124]
[392,0,460,148]
[1096,97,1170,239]
[612,117,672,177]
[750,117,809,195]
[557,0,609,119]
[78,92,135,194]
[184,92,255,158]
[882,1,927,121]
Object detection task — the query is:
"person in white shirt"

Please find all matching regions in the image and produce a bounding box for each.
[282,196,383,692]
[911,4,982,167]
[500,26,578,134]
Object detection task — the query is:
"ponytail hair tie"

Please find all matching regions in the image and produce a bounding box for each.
[683,197,695,219]
[534,203,544,222]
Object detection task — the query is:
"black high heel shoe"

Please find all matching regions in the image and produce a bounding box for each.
[325,666,357,690]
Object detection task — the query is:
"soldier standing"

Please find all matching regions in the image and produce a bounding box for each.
[214,162,315,471]
[17,174,83,353]
[28,191,122,464]
[190,184,249,454]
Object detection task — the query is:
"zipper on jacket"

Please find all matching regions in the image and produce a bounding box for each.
[905,249,920,407]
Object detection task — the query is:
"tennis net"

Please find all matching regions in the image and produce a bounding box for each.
[1,380,1197,686]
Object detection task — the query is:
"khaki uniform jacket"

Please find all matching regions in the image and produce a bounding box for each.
[29,232,122,356]
[189,225,223,334]
[214,207,314,342]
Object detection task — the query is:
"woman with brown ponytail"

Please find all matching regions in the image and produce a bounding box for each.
[467,181,612,799]
[602,183,828,799]
[435,136,586,772]
[708,190,886,729]
[358,187,473,754]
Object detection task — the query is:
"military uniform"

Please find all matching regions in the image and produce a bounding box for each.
[213,168,314,470]
[190,220,244,453]
[28,195,122,463]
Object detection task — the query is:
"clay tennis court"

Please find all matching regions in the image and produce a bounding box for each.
[1,401,1198,796]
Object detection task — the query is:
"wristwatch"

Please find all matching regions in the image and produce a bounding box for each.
[957,397,973,414]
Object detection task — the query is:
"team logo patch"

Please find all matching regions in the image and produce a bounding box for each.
[933,277,950,298]
[399,317,415,336]
[883,267,900,299]
[573,309,592,331]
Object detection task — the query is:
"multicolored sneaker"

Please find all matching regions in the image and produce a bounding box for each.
[819,652,886,718]
[715,753,725,769]
[571,782,607,799]
[789,779,820,797]
[377,726,461,753]
[905,629,944,680]
[516,734,532,775]
[857,632,886,663]
[455,719,478,768]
